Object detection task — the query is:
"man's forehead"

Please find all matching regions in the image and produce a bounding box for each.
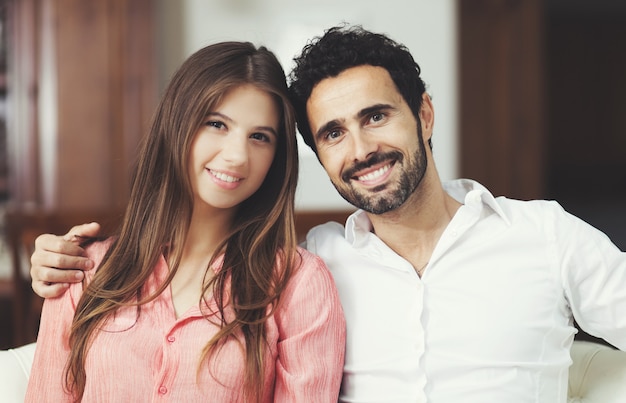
[306,66,399,124]
[311,65,393,96]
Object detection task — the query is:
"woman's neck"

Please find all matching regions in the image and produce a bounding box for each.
[169,206,234,318]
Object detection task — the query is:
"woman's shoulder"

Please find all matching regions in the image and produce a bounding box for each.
[281,246,334,286]
[274,247,343,320]
[295,246,328,270]
[80,237,115,280]
[83,237,114,261]
[64,238,113,301]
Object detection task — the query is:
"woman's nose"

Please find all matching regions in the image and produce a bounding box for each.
[221,134,248,165]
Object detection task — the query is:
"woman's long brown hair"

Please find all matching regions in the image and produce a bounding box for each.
[65,42,300,402]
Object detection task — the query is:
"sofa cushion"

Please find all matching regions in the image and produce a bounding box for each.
[0,342,36,402]
[568,340,626,403]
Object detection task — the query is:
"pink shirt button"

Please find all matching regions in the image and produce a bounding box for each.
[167,335,175,343]
[158,386,167,395]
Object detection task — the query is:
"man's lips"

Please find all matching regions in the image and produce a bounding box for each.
[355,163,392,182]
[348,161,395,187]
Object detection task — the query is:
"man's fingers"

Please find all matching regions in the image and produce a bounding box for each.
[31,281,71,299]
[30,250,92,285]
[30,233,93,299]
[31,238,94,270]
[30,262,84,298]
[34,233,84,256]
[62,222,102,242]
[32,265,84,284]
[30,226,99,298]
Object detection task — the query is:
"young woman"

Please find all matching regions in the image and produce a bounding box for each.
[25,42,345,402]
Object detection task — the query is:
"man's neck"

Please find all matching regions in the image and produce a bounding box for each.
[368,177,461,276]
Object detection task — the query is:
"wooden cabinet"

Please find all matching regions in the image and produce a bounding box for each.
[459,0,545,199]
[5,0,157,212]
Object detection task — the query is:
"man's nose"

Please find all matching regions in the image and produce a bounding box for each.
[350,130,379,162]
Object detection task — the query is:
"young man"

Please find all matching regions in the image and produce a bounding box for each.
[29,25,626,402]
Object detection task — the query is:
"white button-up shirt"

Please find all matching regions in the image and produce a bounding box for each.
[305,179,626,403]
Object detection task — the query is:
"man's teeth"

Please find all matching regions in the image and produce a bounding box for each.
[357,164,390,181]
[212,170,240,183]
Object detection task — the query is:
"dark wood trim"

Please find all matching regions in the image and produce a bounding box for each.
[295,210,354,243]
[459,0,545,199]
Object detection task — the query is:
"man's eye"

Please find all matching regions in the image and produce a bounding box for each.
[371,113,384,122]
[327,129,341,140]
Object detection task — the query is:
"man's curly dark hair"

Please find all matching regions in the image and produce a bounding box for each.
[288,23,428,154]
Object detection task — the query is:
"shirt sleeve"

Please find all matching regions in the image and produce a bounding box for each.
[558,204,626,350]
[273,249,346,402]
[24,280,82,402]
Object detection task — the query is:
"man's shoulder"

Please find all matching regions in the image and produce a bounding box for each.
[304,221,347,254]
[495,196,567,220]
[307,220,346,240]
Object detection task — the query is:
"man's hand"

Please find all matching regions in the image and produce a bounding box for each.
[30,222,101,298]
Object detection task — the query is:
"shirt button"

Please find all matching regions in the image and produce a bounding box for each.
[450,230,458,237]
[167,335,176,343]
[158,386,168,395]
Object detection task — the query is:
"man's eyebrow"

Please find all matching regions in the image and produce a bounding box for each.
[314,119,342,141]
[357,103,394,119]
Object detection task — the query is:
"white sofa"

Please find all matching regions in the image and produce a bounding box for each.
[2,341,625,402]
[0,342,36,402]
[568,340,626,402]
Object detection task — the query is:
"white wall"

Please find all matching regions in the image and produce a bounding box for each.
[166,0,458,211]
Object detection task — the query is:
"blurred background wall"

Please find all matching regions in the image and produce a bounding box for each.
[0,0,625,239]
[157,0,458,211]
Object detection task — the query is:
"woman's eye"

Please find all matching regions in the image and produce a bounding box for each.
[206,120,225,129]
[251,132,271,142]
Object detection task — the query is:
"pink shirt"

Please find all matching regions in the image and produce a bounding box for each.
[26,242,346,402]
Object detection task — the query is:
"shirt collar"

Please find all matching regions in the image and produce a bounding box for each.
[344,179,511,244]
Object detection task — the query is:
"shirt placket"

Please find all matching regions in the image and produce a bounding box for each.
[363,235,428,401]
[152,322,183,401]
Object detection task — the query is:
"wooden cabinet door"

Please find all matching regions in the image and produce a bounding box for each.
[459,0,545,199]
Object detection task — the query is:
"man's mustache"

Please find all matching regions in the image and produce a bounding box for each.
[341,151,404,183]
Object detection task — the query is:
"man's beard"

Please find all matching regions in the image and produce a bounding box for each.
[331,129,428,215]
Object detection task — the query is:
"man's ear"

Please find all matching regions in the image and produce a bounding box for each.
[420,92,435,143]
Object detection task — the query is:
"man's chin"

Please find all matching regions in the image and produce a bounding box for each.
[361,200,404,215]
[347,194,404,215]
[333,183,404,213]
